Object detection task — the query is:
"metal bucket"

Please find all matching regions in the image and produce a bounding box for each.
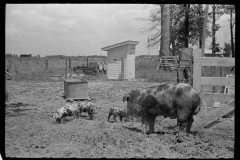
[64,78,89,100]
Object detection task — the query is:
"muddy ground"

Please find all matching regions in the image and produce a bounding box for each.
[5,81,234,158]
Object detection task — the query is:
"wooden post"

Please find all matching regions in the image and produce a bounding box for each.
[11,57,14,81]
[15,66,18,74]
[69,58,71,74]
[189,65,193,86]
[121,57,124,81]
[8,57,13,80]
[69,58,71,70]
[45,58,48,71]
[9,57,12,71]
[65,58,68,79]
[201,4,209,57]
[176,67,180,83]
[5,70,13,100]
[193,49,202,93]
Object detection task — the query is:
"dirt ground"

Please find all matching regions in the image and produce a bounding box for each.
[5,80,234,158]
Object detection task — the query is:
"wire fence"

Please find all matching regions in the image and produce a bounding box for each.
[135,58,177,83]
[135,57,194,84]
[5,56,234,84]
[5,57,107,81]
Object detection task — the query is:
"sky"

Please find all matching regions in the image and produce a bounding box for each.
[5,4,234,57]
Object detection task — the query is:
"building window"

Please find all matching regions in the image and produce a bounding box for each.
[114,59,117,61]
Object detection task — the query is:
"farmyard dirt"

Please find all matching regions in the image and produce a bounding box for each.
[5,81,234,158]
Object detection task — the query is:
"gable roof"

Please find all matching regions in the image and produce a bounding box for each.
[101,40,139,51]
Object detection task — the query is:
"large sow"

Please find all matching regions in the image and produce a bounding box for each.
[123,83,205,135]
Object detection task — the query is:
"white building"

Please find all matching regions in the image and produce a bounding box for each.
[101,40,139,80]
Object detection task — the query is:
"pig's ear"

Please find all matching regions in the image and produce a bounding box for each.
[123,95,130,102]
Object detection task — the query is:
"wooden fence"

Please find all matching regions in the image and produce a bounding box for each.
[193,49,235,128]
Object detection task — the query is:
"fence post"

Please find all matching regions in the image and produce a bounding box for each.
[193,49,202,93]
[69,58,71,69]
[11,57,14,81]
[69,58,72,75]
[121,57,124,81]
[177,63,180,83]
[65,58,68,79]
[190,56,194,86]
[45,58,48,71]
[15,65,18,74]
[9,57,12,71]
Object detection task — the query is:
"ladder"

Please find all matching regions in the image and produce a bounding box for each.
[156,56,179,71]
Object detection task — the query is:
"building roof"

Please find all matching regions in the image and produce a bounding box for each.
[101,40,139,51]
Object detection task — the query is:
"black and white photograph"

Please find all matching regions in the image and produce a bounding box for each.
[5,4,235,158]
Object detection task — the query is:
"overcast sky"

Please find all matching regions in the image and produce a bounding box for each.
[5,4,234,57]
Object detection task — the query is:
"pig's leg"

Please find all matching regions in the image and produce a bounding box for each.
[148,116,156,134]
[113,115,117,122]
[119,116,123,123]
[176,119,188,142]
[186,115,194,133]
[107,113,111,122]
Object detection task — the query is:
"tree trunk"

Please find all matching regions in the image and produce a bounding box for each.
[184,4,190,48]
[202,5,209,57]
[198,4,202,49]
[199,32,202,48]
[160,4,170,57]
[212,4,216,57]
[230,8,235,57]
